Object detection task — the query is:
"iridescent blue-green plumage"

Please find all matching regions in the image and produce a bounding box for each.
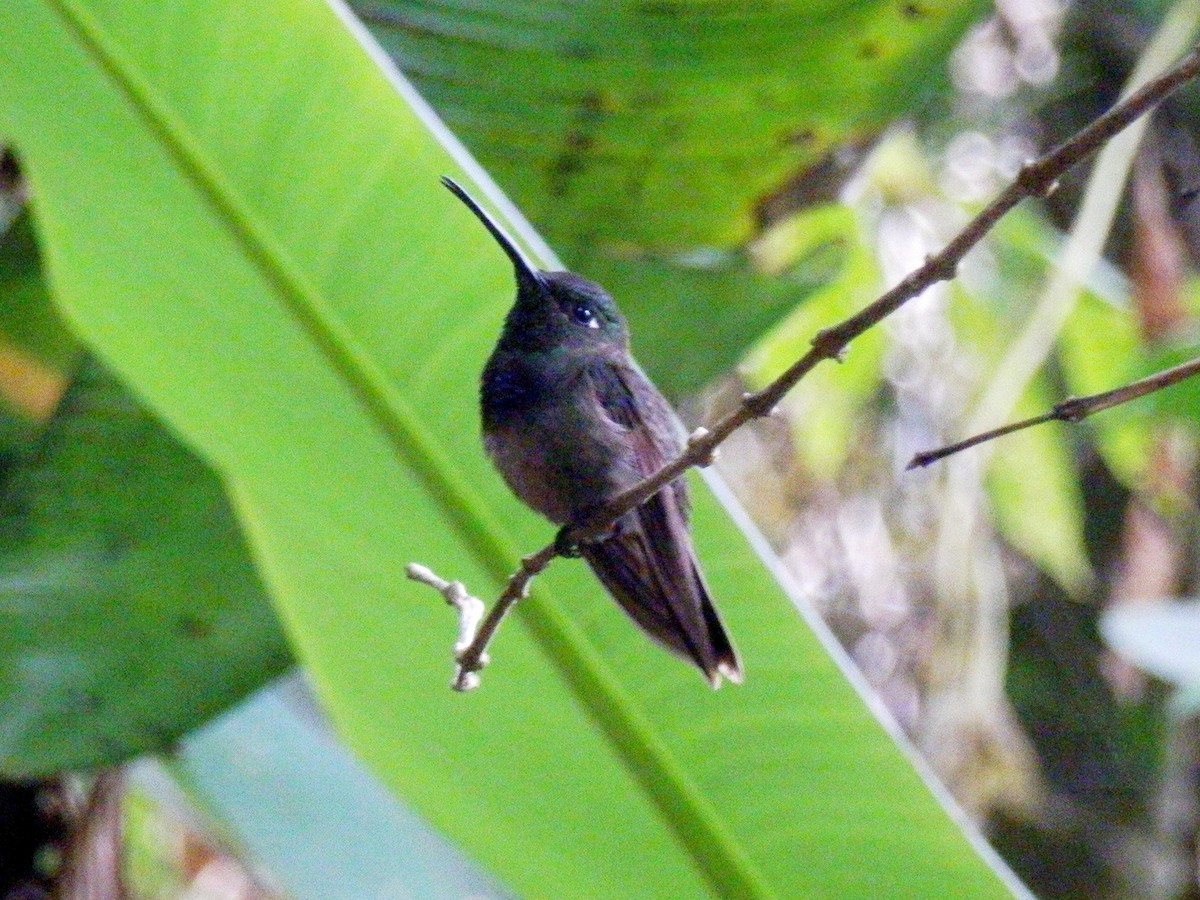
[443,177,742,687]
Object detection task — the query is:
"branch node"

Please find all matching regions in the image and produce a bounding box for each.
[553,526,582,558]
[1053,396,1087,422]
[810,327,847,362]
[687,426,719,466]
[926,253,958,282]
[741,390,779,418]
[1016,159,1056,197]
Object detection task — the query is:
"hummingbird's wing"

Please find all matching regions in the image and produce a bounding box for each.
[577,359,742,687]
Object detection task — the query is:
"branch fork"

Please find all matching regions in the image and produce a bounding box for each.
[407,545,557,690]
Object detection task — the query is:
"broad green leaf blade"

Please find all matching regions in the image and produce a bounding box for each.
[0,215,289,771]
[0,212,78,373]
[0,1,1021,896]
[0,210,77,451]
[0,358,290,773]
[362,0,988,250]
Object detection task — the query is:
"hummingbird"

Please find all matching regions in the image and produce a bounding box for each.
[442,176,743,687]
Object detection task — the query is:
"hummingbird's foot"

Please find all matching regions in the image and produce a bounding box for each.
[554,525,582,558]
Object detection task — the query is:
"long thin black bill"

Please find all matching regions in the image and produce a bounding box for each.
[441,176,542,292]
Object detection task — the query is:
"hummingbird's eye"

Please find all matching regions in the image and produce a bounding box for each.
[571,301,601,329]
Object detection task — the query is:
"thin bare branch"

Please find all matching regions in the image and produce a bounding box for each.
[408,546,556,690]
[409,45,1200,690]
[908,355,1200,469]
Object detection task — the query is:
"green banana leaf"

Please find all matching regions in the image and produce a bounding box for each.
[360,0,986,250]
[0,213,79,373]
[362,0,988,392]
[0,0,1020,896]
[0,357,291,772]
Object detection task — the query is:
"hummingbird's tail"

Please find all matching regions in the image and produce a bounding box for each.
[579,492,743,688]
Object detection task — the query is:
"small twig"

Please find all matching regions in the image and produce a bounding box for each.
[908,355,1200,469]
[407,548,556,690]
[405,564,486,675]
[409,45,1200,690]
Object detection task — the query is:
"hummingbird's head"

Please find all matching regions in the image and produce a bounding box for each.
[529,270,628,352]
[442,176,629,353]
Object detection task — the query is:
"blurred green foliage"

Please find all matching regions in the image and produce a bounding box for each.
[0,357,291,774]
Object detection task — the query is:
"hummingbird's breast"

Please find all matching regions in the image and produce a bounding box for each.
[481,349,637,525]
